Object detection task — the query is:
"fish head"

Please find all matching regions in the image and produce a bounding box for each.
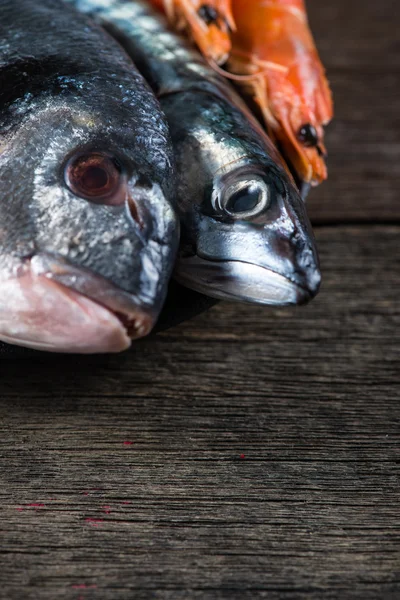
[177,160,321,305]
[167,93,320,305]
[0,75,178,352]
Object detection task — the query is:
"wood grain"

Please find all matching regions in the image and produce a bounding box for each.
[0,227,399,599]
[307,0,399,70]
[307,70,400,223]
[306,0,400,223]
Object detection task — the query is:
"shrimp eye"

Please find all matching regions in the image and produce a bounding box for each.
[198,5,219,25]
[218,179,270,219]
[298,124,319,147]
[65,152,125,205]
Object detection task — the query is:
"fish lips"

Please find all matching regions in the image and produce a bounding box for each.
[175,255,320,306]
[0,253,157,354]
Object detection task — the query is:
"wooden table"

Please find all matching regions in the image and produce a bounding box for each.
[0,1,399,598]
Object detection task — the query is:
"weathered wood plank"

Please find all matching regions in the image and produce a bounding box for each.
[307,70,400,223]
[307,0,399,70]
[305,0,400,222]
[0,226,399,600]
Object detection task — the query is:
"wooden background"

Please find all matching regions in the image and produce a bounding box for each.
[0,0,399,598]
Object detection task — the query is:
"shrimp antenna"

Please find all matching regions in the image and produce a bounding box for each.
[207,55,288,82]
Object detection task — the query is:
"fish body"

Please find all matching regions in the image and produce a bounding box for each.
[68,0,321,306]
[0,0,179,352]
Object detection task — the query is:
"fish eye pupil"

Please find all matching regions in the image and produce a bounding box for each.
[298,124,318,147]
[226,184,262,214]
[81,165,109,192]
[198,4,219,24]
[65,152,122,203]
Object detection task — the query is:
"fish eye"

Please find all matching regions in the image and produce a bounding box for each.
[216,178,270,219]
[64,152,125,205]
[297,124,319,147]
[198,4,220,25]
[226,185,261,213]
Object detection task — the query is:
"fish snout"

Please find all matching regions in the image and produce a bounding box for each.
[293,254,321,302]
[0,253,157,353]
[268,228,321,301]
[176,211,321,305]
[174,254,319,306]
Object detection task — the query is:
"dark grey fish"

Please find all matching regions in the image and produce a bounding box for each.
[66,0,321,306]
[0,0,179,352]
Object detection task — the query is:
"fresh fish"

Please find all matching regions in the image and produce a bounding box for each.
[0,0,179,353]
[67,0,321,306]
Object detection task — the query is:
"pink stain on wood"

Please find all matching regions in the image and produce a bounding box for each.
[16,503,45,512]
[240,454,246,459]
[121,501,132,505]
[123,441,133,446]
[82,488,103,496]
[102,505,112,514]
[72,584,98,589]
[85,518,104,527]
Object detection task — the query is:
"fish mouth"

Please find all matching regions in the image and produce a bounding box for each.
[175,256,318,305]
[0,253,155,354]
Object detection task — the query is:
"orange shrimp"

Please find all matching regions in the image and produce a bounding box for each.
[228,0,333,186]
[151,0,235,65]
